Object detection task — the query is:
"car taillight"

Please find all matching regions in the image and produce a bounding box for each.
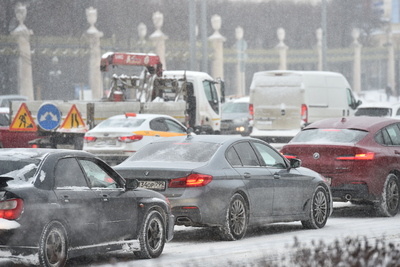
[282,154,297,159]
[249,104,254,120]
[0,199,24,220]
[118,135,143,143]
[84,136,97,142]
[301,104,308,125]
[169,174,213,188]
[336,152,375,161]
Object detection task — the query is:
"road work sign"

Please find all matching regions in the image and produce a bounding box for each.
[58,104,87,132]
[9,103,38,131]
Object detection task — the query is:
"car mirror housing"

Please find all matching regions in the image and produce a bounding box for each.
[125,178,139,190]
[289,158,301,168]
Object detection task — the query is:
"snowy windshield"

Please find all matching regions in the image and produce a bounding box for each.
[96,118,145,129]
[128,141,220,162]
[222,102,248,113]
[355,108,392,117]
[0,159,40,186]
[290,128,368,144]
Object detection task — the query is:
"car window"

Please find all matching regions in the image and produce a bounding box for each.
[355,108,391,117]
[226,146,242,167]
[55,158,88,188]
[252,142,287,168]
[150,118,169,131]
[164,118,186,133]
[382,124,400,146]
[79,159,118,188]
[290,128,368,144]
[233,142,260,167]
[222,102,248,113]
[97,117,145,129]
[0,113,9,126]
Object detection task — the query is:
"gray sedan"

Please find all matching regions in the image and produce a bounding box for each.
[114,135,332,241]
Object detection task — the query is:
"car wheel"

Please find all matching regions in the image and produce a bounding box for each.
[219,193,248,241]
[38,221,68,267]
[376,173,400,217]
[302,186,329,229]
[134,210,166,259]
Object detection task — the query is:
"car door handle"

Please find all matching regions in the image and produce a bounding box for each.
[243,172,251,179]
[103,194,109,202]
[63,196,70,203]
[273,173,280,179]
[395,150,400,155]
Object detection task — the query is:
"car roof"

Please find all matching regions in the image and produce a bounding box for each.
[107,113,178,120]
[304,117,400,132]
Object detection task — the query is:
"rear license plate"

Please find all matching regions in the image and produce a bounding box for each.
[139,181,166,191]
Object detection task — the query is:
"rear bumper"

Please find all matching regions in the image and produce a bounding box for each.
[331,184,373,202]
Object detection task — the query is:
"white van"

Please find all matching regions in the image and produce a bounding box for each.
[249,70,361,143]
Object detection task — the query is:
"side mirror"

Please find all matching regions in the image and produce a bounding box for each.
[125,178,139,190]
[289,158,301,168]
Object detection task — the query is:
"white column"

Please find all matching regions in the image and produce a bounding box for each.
[316,28,323,71]
[387,29,396,97]
[208,14,226,81]
[235,27,247,96]
[352,28,362,94]
[85,7,104,100]
[11,3,34,100]
[149,11,168,69]
[276,28,288,70]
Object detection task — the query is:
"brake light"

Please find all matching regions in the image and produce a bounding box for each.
[249,104,254,120]
[336,152,375,160]
[283,154,297,159]
[0,199,24,220]
[84,136,97,142]
[169,174,213,188]
[118,135,143,143]
[301,104,308,125]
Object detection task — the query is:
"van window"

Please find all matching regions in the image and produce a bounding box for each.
[203,80,219,114]
[347,88,358,110]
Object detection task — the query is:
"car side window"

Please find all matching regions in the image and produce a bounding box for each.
[385,124,400,145]
[233,142,260,167]
[252,142,287,168]
[79,159,118,188]
[55,158,88,188]
[164,119,186,133]
[150,118,168,131]
[226,146,242,167]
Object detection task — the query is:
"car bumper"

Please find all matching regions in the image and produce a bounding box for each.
[331,183,372,202]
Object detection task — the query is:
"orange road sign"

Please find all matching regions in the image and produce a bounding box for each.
[9,103,38,132]
[58,104,87,132]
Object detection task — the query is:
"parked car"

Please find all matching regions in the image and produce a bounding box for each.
[0,107,41,148]
[83,113,188,165]
[280,116,400,217]
[221,96,251,136]
[114,135,332,241]
[0,148,174,266]
[0,95,27,108]
[355,102,400,118]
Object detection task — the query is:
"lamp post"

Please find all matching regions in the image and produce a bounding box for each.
[321,0,327,71]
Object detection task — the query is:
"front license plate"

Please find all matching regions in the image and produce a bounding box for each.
[139,180,166,191]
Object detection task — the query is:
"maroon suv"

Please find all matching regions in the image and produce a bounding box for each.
[281,116,400,217]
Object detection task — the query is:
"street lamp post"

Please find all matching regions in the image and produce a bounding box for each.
[321,0,327,71]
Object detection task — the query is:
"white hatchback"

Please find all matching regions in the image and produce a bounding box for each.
[83,113,187,165]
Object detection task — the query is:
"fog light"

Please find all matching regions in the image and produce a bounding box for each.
[236,126,245,132]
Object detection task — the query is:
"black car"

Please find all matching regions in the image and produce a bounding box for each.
[0,148,174,266]
[115,135,332,241]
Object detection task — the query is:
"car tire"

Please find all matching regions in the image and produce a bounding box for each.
[219,193,248,241]
[376,173,400,217]
[134,209,166,259]
[302,185,329,229]
[38,221,68,267]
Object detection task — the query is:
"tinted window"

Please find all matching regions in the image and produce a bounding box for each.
[355,108,391,117]
[233,142,260,167]
[55,158,88,187]
[128,141,220,162]
[377,124,400,146]
[79,159,118,188]
[252,142,287,168]
[291,128,368,144]
[150,118,169,131]
[226,146,242,166]
[164,119,186,133]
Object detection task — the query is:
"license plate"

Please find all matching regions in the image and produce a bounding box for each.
[96,139,117,146]
[139,180,166,191]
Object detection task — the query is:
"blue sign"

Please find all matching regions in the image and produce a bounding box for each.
[37,103,62,131]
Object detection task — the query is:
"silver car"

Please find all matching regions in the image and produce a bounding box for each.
[114,135,332,241]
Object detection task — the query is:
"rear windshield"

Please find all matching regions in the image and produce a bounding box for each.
[96,118,145,129]
[0,159,40,186]
[290,128,368,144]
[355,108,391,117]
[128,141,220,162]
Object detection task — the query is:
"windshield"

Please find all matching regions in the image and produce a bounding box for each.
[222,102,248,113]
[290,128,368,144]
[355,108,391,117]
[96,118,145,129]
[128,141,220,162]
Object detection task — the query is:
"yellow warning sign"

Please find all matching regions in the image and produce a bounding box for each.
[58,104,87,132]
[9,103,38,132]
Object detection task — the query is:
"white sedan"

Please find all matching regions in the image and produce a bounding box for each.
[83,113,187,165]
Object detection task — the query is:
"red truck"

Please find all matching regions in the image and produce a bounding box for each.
[0,107,40,148]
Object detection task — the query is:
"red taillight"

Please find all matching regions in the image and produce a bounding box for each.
[30,144,38,148]
[169,174,213,188]
[118,135,143,143]
[301,104,308,125]
[249,104,254,120]
[336,152,375,161]
[0,199,24,220]
[283,154,297,159]
[84,136,97,142]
